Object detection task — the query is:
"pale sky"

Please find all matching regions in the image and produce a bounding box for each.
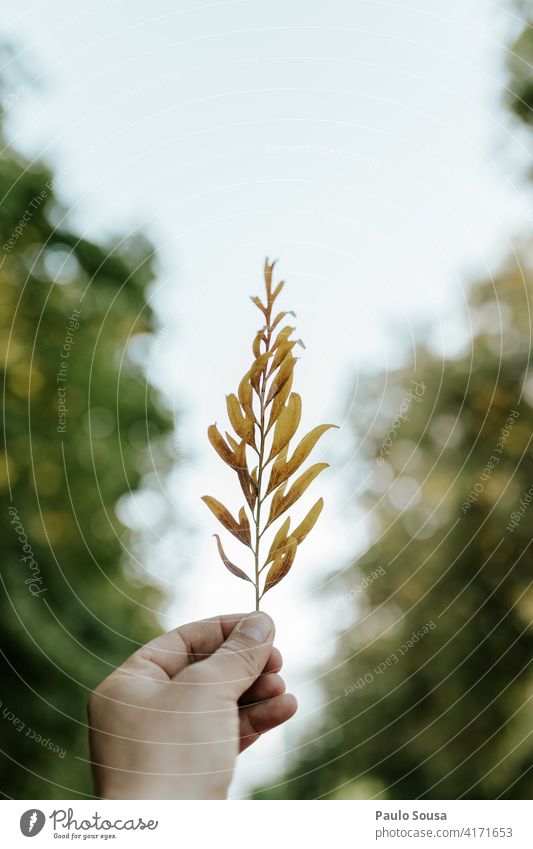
[2,0,531,796]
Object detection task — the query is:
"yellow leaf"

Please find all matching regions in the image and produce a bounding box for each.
[266,445,288,495]
[225,431,239,452]
[207,424,235,468]
[213,534,252,582]
[266,393,302,463]
[265,354,297,405]
[250,295,267,316]
[264,257,277,295]
[282,463,329,515]
[202,496,251,546]
[271,325,295,351]
[266,481,287,527]
[263,536,298,594]
[267,340,297,377]
[285,424,337,479]
[292,498,324,544]
[267,372,294,432]
[271,310,295,332]
[250,350,273,392]
[226,393,254,443]
[264,516,291,566]
[234,439,256,511]
[253,330,266,359]
[238,507,252,547]
[238,370,253,414]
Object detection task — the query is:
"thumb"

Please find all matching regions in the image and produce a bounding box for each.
[196,612,275,700]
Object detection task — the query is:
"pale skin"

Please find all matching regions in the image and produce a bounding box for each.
[87,611,297,799]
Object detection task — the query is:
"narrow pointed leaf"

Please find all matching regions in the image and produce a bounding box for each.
[281,463,329,515]
[266,445,288,495]
[266,393,302,463]
[263,536,298,594]
[271,310,295,332]
[238,370,253,414]
[267,372,294,432]
[250,350,273,392]
[238,507,252,547]
[253,330,266,358]
[266,481,287,527]
[267,340,297,377]
[234,439,257,511]
[292,498,324,545]
[285,424,337,478]
[265,354,297,405]
[202,495,250,545]
[226,431,239,452]
[213,534,252,582]
[208,424,236,468]
[226,393,254,442]
[264,516,291,566]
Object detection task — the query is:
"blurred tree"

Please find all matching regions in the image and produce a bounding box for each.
[0,63,176,797]
[257,250,533,800]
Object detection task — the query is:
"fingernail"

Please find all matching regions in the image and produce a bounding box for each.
[237,612,273,643]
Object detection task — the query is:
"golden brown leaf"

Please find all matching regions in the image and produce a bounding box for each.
[281,463,329,515]
[271,325,295,351]
[265,354,297,405]
[267,340,297,377]
[251,295,267,316]
[213,534,252,582]
[264,516,291,566]
[207,424,236,468]
[266,480,288,527]
[271,310,295,332]
[266,445,289,495]
[264,258,276,295]
[252,330,265,358]
[238,370,253,414]
[238,507,252,547]
[226,393,254,443]
[263,536,298,594]
[233,439,256,511]
[202,495,251,546]
[285,424,337,478]
[267,372,294,432]
[292,498,324,544]
[226,431,239,452]
[266,393,302,463]
[250,350,273,392]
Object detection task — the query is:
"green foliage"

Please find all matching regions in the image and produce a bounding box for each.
[256,251,533,800]
[0,89,175,797]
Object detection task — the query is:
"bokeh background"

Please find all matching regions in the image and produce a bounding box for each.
[1,0,533,799]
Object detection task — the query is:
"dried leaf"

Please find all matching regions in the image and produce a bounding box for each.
[226,431,239,452]
[234,439,256,511]
[267,340,297,377]
[238,507,252,547]
[253,330,266,358]
[281,463,329,515]
[213,534,252,582]
[264,258,277,295]
[266,393,302,463]
[264,516,291,566]
[271,310,295,332]
[266,445,289,495]
[202,495,251,546]
[263,536,298,594]
[285,424,337,478]
[251,295,267,316]
[226,393,254,443]
[265,354,297,405]
[292,498,324,544]
[250,350,273,392]
[266,372,294,432]
[266,481,288,527]
[208,424,236,468]
[271,325,295,351]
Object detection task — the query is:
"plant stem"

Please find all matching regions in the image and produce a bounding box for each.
[253,306,273,610]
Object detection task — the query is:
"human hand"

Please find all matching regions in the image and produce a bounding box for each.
[87,612,297,799]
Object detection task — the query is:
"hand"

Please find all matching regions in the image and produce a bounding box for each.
[87,612,297,799]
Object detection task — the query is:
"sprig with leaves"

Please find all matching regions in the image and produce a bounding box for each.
[202,259,337,610]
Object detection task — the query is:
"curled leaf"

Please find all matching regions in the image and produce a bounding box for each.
[214,534,252,582]
[292,498,324,545]
[271,310,295,332]
[238,370,253,415]
[202,496,251,546]
[263,536,298,594]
